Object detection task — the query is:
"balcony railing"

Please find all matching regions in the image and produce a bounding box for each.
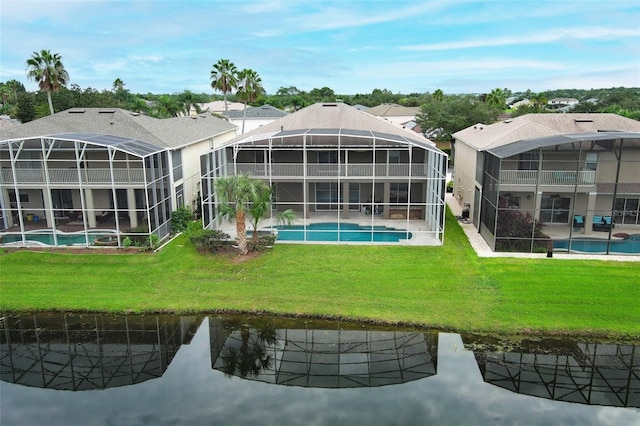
[499,170,596,186]
[234,163,428,178]
[1,168,148,185]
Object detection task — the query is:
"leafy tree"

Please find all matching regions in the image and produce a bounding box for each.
[16,92,36,123]
[210,58,238,115]
[25,49,69,115]
[309,86,335,102]
[215,174,265,255]
[236,68,265,133]
[416,95,500,140]
[495,196,549,252]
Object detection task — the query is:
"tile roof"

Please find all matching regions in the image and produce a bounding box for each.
[452,113,640,151]
[0,108,236,149]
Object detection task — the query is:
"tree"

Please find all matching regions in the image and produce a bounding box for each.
[416,94,500,140]
[433,88,444,102]
[236,68,264,133]
[247,184,295,247]
[16,92,36,123]
[25,49,69,115]
[215,174,265,255]
[210,59,238,115]
[485,88,507,109]
[112,78,125,92]
[179,90,201,116]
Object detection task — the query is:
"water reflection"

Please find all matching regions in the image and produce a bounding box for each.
[209,317,438,388]
[0,313,638,415]
[464,336,640,408]
[0,313,204,391]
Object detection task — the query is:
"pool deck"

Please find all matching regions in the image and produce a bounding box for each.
[445,194,639,262]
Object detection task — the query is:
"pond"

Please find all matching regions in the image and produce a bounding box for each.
[1,313,638,425]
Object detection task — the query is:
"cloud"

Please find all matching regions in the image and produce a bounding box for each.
[400,27,640,51]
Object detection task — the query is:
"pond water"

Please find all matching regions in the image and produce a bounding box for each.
[1,313,638,425]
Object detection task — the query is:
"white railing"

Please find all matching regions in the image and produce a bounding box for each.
[1,168,147,185]
[500,170,596,186]
[232,163,428,178]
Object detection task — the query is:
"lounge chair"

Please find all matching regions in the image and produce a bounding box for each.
[573,215,584,231]
[592,215,615,232]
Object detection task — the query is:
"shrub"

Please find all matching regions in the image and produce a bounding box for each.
[248,232,277,252]
[185,220,204,237]
[188,229,231,253]
[171,207,194,233]
[122,237,133,248]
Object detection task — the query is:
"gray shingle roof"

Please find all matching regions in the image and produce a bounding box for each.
[224,104,288,119]
[366,103,420,117]
[0,108,236,150]
[227,102,436,148]
[453,113,640,151]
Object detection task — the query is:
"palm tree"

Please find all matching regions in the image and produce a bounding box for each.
[25,49,69,115]
[485,88,507,108]
[248,184,295,246]
[210,59,238,116]
[112,78,125,92]
[215,174,264,255]
[236,68,264,134]
[433,88,444,102]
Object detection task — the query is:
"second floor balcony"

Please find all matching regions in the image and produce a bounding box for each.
[499,170,596,186]
[1,168,149,186]
[234,163,430,178]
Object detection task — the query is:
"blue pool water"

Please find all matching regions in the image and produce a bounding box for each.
[1,233,109,246]
[553,234,640,254]
[273,222,412,242]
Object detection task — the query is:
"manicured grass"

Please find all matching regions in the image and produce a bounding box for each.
[1,209,639,338]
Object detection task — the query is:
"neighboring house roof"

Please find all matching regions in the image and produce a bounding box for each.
[510,99,531,109]
[225,103,436,149]
[452,113,640,151]
[352,104,370,111]
[224,104,287,120]
[0,115,20,130]
[366,103,420,117]
[198,101,245,114]
[0,108,236,150]
[548,98,579,104]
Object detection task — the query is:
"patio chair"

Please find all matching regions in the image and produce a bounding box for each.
[573,215,584,231]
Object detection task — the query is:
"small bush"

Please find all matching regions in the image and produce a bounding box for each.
[189,229,231,253]
[122,237,133,248]
[185,220,204,237]
[171,207,194,233]
[248,232,277,252]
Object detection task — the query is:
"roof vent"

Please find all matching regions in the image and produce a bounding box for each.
[130,112,140,116]
[322,103,338,107]
[69,109,85,114]
[575,118,594,123]
[99,109,116,114]
[503,119,512,123]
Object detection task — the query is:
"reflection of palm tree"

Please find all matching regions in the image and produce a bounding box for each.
[220,324,278,379]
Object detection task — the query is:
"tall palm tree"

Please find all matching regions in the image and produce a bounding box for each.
[25,49,69,115]
[485,88,507,108]
[433,88,444,102]
[112,78,125,92]
[248,184,295,246]
[236,68,265,134]
[210,59,238,116]
[215,174,263,255]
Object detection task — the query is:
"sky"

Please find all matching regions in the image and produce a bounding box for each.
[1,0,639,96]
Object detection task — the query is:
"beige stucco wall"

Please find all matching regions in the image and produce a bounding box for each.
[452,141,478,214]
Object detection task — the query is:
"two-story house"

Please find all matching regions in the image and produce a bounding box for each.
[0,108,236,247]
[452,113,640,255]
[201,103,448,245]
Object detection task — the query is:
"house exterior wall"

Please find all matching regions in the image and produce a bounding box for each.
[228,118,278,134]
[451,141,478,214]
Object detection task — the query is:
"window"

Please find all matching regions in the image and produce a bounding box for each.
[614,197,639,225]
[389,183,408,204]
[389,150,400,164]
[585,153,597,171]
[518,153,539,170]
[318,151,338,163]
[172,150,183,181]
[540,195,570,223]
[315,182,341,210]
[503,194,520,208]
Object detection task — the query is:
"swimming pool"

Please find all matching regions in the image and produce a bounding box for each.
[272,222,412,243]
[553,234,640,254]
[1,232,111,246]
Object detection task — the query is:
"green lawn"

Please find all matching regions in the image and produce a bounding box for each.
[1,209,639,339]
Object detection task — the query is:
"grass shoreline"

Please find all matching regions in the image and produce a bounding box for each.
[2,209,639,340]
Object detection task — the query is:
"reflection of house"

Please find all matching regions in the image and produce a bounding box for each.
[466,337,640,407]
[0,108,235,247]
[452,113,640,255]
[209,318,438,388]
[201,103,447,245]
[223,104,287,134]
[0,314,204,391]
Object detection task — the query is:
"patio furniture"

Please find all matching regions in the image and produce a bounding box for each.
[592,215,615,232]
[573,215,584,231]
